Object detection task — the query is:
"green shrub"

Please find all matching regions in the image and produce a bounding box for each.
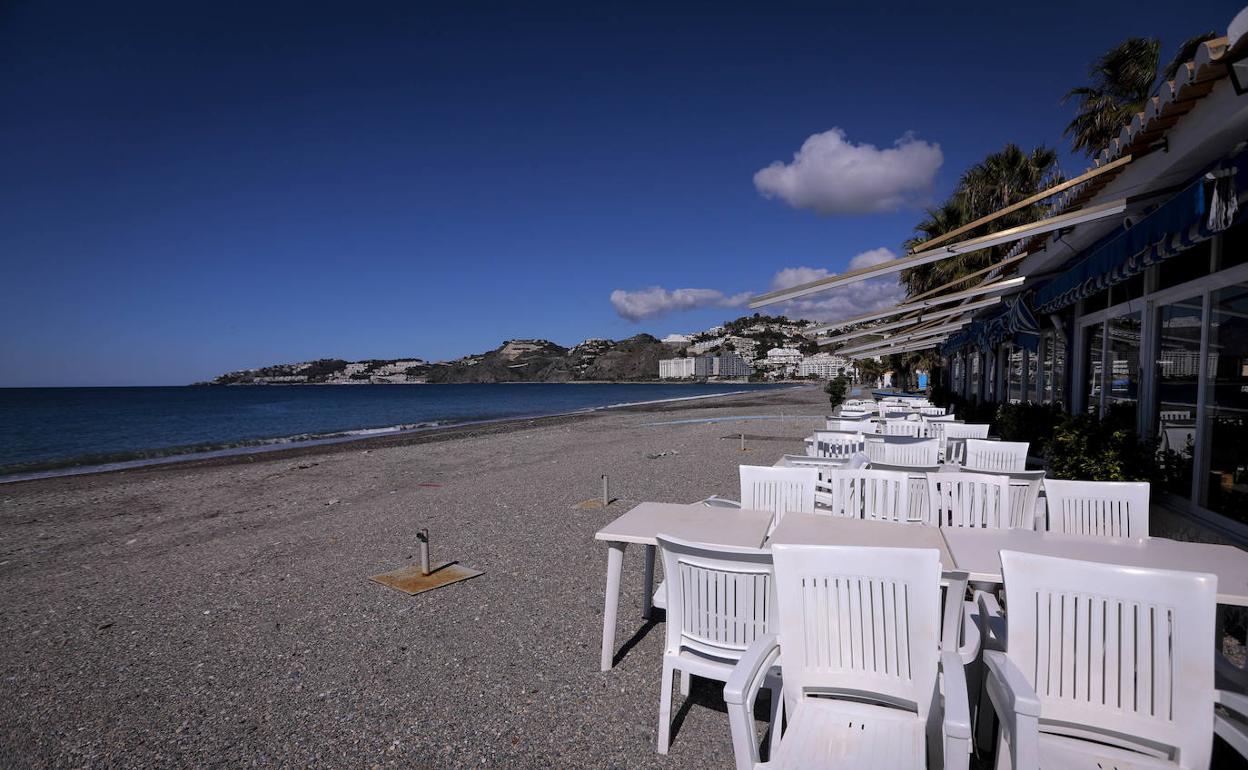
[1044,411,1159,481]
[994,402,1063,447]
[824,376,849,410]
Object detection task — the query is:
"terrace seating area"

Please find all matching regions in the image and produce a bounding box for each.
[595,394,1248,769]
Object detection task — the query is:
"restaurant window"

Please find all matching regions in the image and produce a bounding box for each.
[1007,347,1023,404]
[1155,296,1201,499]
[1109,272,1146,306]
[970,353,980,400]
[1049,333,1066,404]
[1106,311,1141,427]
[1217,219,1248,271]
[1084,323,1105,414]
[1202,281,1248,522]
[1083,288,1109,313]
[1026,345,1037,401]
[1159,239,1212,291]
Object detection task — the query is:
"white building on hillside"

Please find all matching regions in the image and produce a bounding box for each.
[661,333,693,345]
[659,358,695,379]
[688,336,725,355]
[799,352,853,379]
[714,353,754,377]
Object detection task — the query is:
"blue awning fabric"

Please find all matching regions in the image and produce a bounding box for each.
[1032,161,1244,314]
[941,156,1245,358]
[943,292,1040,356]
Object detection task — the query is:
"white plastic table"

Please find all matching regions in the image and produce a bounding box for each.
[768,513,955,567]
[594,502,773,671]
[940,528,1248,606]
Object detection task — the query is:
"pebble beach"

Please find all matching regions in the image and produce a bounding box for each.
[0,385,828,768]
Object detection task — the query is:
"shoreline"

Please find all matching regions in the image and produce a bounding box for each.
[0,384,805,486]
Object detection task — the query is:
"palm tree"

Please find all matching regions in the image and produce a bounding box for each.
[900,144,1060,297]
[1063,37,1160,157]
[1163,32,1217,80]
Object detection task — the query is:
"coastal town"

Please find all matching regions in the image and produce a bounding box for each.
[206,314,861,385]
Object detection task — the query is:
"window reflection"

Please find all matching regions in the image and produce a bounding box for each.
[1205,282,1248,519]
[1156,297,1201,499]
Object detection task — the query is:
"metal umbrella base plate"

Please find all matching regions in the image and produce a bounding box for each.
[369,562,484,595]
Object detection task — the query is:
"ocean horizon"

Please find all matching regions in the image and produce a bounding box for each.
[0,382,792,480]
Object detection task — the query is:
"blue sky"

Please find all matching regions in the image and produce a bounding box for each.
[1,1,1239,385]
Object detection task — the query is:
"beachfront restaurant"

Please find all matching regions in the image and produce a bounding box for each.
[760,16,1248,543]
[588,12,1248,768]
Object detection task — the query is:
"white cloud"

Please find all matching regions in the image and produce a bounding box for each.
[847,247,898,271]
[753,128,942,215]
[610,286,750,322]
[766,249,906,324]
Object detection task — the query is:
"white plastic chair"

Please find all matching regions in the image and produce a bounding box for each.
[719,465,817,534]
[865,461,940,524]
[919,406,947,416]
[963,438,1029,472]
[867,436,939,466]
[825,468,912,522]
[934,422,989,462]
[1042,479,1150,538]
[827,418,872,432]
[813,430,865,460]
[657,466,818,611]
[655,535,779,754]
[925,471,1013,528]
[981,550,1248,770]
[882,419,925,437]
[724,545,972,770]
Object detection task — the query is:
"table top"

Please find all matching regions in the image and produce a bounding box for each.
[940,528,1248,606]
[767,513,954,568]
[594,502,773,548]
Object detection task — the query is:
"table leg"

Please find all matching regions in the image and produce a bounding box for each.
[642,544,656,619]
[601,541,627,671]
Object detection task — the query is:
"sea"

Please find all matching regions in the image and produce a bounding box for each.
[0,383,791,481]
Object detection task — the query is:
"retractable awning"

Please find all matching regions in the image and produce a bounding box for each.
[1032,160,1246,314]
[846,336,950,359]
[835,320,969,357]
[809,275,1025,334]
[816,295,1003,346]
[749,200,1126,308]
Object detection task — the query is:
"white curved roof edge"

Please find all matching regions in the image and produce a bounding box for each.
[1230,6,1248,50]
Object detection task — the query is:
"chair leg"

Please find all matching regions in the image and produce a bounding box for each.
[657,661,674,754]
[680,669,691,696]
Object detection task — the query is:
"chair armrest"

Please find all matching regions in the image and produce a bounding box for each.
[983,650,1040,717]
[701,496,742,509]
[976,590,1006,652]
[1217,689,1248,717]
[940,651,972,740]
[959,600,981,665]
[1215,690,1248,759]
[724,634,781,706]
[983,650,1041,770]
[724,634,782,770]
[940,651,972,770]
[940,570,968,656]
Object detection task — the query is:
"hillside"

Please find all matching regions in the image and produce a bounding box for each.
[208,335,677,385]
[205,313,819,385]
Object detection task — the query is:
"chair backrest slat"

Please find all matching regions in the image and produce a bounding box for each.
[826,469,913,522]
[658,535,775,661]
[964,438,1029,472]
[771,544,941,718]
[740,465,817,533]
[925,470,1013,528]
[1000,550,1215,766]
[866,436,938,466]
[812,430,865,460]
[1043,479,1150,538]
